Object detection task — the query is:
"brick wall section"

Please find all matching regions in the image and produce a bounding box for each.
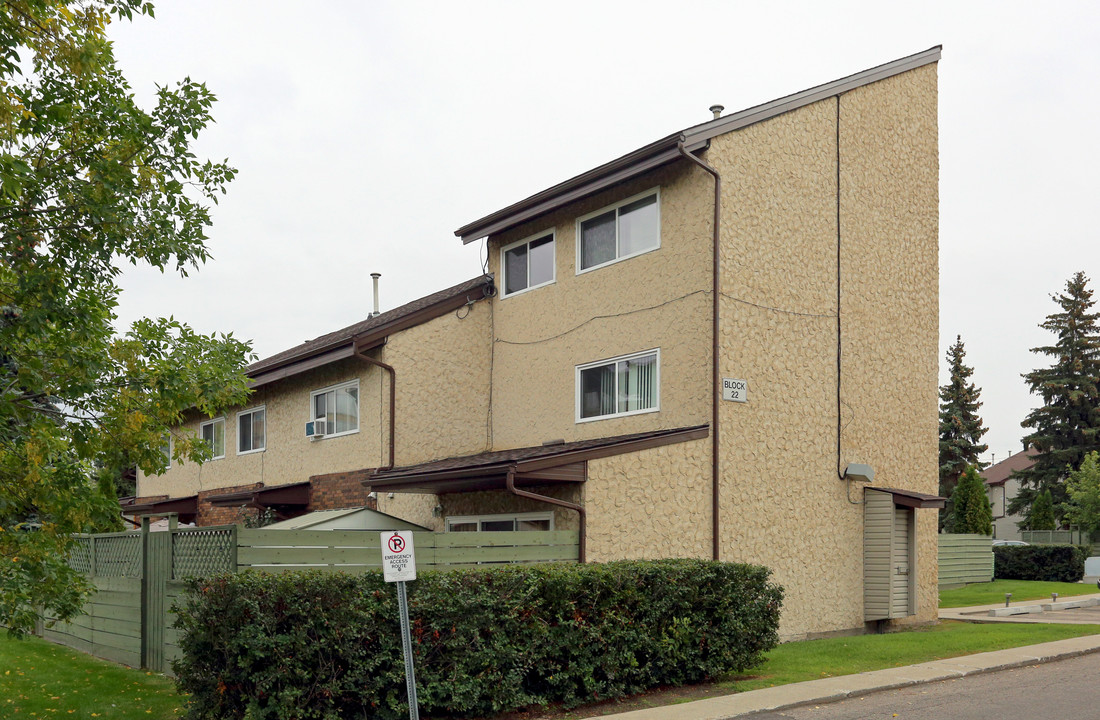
[197,482,263,526]
[309,470,377,511]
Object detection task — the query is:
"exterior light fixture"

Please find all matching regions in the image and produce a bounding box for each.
[843,463,874,484]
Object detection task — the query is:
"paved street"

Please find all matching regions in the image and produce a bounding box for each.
[748,651,1100,720]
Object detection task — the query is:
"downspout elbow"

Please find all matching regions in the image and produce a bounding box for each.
[506,467,586,563]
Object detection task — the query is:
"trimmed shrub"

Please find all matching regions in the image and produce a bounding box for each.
[993,544,1088,582]
[172,559,783,719]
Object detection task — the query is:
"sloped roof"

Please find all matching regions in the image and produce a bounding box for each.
[248,275,494,387]
[368,424,709,494]
[982,447,1039,487]
[455,46,941,244]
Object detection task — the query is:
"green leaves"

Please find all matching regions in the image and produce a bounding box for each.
[938,336,989,530]
[0,1,249,635]
[173,562,784,720]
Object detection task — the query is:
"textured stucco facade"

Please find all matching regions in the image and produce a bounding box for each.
[136,55,939,641]
[137,300,492,501]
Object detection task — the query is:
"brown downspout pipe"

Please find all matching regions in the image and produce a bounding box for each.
[355,345,396,471]
[677,140,722,561]
[506,467,586,563]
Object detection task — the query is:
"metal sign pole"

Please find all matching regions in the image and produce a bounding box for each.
[396,579,419,720]
[382,531,419,720]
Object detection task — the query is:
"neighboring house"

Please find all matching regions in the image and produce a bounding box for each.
[983,447,1038,541]
[132,46,943,641]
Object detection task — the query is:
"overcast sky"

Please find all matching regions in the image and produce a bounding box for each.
[108,1,1099,465]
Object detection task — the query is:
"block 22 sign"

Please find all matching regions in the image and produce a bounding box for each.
[721,378,747,403]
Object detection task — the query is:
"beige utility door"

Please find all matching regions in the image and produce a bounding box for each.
[891,507,913,617]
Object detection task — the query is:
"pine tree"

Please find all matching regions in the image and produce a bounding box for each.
[950,466,992,535]
[938,336,989,530]
[1028,489,1057,531]
[1009,272,1100,523]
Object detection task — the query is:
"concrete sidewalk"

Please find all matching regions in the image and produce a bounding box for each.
[583,599,1100,720]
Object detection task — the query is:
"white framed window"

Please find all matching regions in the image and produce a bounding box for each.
[310,380,359,438]
[577,188,660,273]
[200,418,225,460]
[161,435,172,469]
[446,511,554,532]
[501,230,555,297]
[576,349,659,422]
[237,406,266,455]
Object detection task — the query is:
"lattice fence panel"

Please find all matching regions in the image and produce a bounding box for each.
[67,536,93,574]
[173,527,234,579]
[95,534,143,577]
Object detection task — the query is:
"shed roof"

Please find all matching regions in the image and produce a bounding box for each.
[867,486,946,509]
[367,424,709,494]
[248,275,495,387]
[455,46,941,244]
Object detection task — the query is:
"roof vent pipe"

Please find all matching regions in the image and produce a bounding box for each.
[709,104,724,119]
[370,272,381,318]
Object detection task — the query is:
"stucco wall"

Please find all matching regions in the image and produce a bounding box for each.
[705,62,939,639]
[586,437,711,561]
[137,299,492,500]
[486,163,713,450]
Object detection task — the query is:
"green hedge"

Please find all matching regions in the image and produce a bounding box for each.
[993,544,1089,582]
[172,559,783,719]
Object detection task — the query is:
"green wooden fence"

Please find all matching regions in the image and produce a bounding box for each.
[938,533,993,588]
[41,523,578,674]
[236,528,579,573]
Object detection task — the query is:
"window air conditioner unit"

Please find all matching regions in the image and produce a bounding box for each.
[305,419,327,439]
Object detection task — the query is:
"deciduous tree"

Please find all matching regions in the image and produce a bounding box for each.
[1064,451,1100,539]
[0,0,250,635]
[1010,272,1100,523]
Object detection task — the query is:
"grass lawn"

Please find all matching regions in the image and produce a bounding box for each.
[7,618,1100,720]
[939,579,1099,607]
[0,634,186,719]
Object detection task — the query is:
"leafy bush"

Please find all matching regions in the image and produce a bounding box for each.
[172,560,783,719]
[993,544,1088,582]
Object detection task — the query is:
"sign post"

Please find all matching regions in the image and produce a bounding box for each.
[381,530,419,720]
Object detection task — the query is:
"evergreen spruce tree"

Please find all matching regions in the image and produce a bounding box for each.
[1010,272,1100,523]
[950,466,993,535]
[1028,489,1057,531]
[938,336,989,530]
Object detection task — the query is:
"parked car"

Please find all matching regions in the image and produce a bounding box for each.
[992,539,1029,546]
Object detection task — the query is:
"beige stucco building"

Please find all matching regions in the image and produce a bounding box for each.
[133,47,944,640]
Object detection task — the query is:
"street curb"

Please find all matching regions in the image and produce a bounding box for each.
[581,636,1100,720]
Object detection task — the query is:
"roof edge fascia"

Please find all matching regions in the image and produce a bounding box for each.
[455,46,941,244]
[249,277,494,385]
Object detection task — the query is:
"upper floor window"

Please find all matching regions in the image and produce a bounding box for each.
[161,435,172,468]
[311,380,359,438]
[577,189,660,272]
[200,418,225,459]
[237,406,266,455]
[576,349,659,422]
[502,231,555,296]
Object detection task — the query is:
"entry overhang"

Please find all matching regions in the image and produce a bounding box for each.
[868,486,946,509]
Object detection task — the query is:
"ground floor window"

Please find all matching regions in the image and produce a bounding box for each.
[445,511,553,532]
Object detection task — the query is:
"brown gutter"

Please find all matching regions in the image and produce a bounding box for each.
[677,141,722,561]
[506,467,586,563]
[355,343,396,471]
